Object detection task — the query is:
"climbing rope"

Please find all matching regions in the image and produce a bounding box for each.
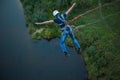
[72,11,120,31]
[69,0,120,23]
[68,0,120,32]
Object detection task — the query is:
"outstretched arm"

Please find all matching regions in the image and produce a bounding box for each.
[66,3,76,15]
[35,20,54,25]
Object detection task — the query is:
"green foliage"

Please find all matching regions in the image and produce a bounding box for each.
[28,23,36,34]
[32,32,42,40]
[41,27,61,39]
[81,22,120,80]
[20,0,120,80]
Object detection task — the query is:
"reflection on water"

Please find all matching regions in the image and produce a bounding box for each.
[0,0,87,80]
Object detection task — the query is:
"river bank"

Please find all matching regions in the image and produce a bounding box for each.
[20,0,120,80]
[0,0,88,80]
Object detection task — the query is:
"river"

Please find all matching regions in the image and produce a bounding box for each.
[0,0,87,80]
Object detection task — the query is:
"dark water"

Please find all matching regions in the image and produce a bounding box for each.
[0,0,87,80]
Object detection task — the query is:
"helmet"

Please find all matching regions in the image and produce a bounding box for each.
[53,10,59,16]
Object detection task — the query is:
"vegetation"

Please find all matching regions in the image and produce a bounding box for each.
[20,0,120,80]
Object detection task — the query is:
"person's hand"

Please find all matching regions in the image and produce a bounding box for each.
[35,22,40,25]
[73,2,76,6]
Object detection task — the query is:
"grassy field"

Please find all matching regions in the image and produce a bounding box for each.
[20,0,120,80]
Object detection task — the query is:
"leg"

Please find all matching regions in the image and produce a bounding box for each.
[69,31,80,49]
[60,32,68,53]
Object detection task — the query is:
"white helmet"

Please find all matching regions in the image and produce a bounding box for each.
[53,10,59,16]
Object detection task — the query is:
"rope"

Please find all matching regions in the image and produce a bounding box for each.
[98,0,109,27]
[72,11,120,31]
[69,0,120,23]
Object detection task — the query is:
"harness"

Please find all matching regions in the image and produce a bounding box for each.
[57,14,71,32]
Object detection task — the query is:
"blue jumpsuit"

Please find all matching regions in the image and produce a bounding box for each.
[54,13,80,53]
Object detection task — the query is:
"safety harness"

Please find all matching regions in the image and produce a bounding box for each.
[57,14,71,32]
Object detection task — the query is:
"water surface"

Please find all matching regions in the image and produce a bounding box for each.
[0,0,87,80]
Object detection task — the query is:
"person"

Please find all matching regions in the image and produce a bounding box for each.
[35,3,81,57]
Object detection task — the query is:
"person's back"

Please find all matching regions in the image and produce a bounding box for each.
[53,12,67,28]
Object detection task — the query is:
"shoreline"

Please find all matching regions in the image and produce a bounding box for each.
[20,0,120,79]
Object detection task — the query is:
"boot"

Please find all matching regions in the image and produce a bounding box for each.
[77,48,82,54]
[64,52,70,57]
